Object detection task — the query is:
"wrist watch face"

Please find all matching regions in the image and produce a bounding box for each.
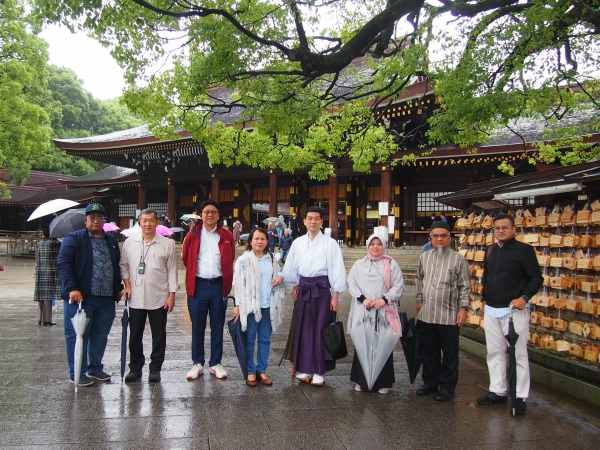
[521,295,529,301]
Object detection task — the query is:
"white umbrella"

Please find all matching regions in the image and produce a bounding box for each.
[71,303,89,393]
[180,214,201,221]
[119,225,141,237]
[27,199,79,221]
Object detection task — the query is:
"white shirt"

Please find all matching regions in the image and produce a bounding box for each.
[282,232,348,293]
[196,225,222,278]
[120,233,179,310]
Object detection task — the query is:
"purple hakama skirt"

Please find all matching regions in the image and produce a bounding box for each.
[294,275,335,375]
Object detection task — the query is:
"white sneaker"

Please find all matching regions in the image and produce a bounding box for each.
[209,364,227,379]
[311,374,325,386]
[186,364,204,380]
[355,384,362,392]
[378,388,389,394]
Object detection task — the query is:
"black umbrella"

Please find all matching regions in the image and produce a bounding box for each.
[227,317,248,379]
[505,307,519,416]
[49,208,86,238]
[121,298,130,382]
[278,300,297,376]
[399,312,422,389]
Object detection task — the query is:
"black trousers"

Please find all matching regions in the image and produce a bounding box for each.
[418,320,460,393]
[129,307,168,373]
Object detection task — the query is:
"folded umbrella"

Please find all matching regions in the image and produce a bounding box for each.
[121,298,130,382]
[71,303,89,393]
[226,295,247,379]
[399,312,422,389]
[49,209,86,238]
[27,199,79,222]
[349,308,400,392]
[506,306,519,416]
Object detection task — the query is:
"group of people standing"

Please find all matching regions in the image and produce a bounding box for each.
[50,202,541,415]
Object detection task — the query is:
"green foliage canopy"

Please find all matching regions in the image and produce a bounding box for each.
[33,0,600,179]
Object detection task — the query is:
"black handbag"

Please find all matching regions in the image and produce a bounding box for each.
[322,312,348,361]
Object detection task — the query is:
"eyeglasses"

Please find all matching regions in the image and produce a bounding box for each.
[494,226,511,231]
[431,234,450,239]
[202,210,219,216]
[87,216,106,223]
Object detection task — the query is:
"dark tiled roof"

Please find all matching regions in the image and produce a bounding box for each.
[64,166,137,182]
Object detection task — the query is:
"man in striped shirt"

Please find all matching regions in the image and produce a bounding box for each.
[415,221,471,401]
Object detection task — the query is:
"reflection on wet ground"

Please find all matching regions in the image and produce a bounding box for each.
[0,255,599,449]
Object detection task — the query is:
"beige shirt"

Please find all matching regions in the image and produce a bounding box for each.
[120,233,179,310]
[415,248,471,325]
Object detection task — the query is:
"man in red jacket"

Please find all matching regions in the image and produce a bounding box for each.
[181,200,235,380]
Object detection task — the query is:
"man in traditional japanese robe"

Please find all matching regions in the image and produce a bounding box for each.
[282,206,348,386]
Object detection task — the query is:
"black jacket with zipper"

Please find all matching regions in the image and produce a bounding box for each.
[482,237,543,308]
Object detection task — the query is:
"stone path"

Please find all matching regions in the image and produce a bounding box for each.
[0,255,599,449]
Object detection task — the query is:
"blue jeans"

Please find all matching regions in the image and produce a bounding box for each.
[64,297,116,379]
[276,229,283,248]
[187,278,225,367]
[246,308,272,374]
[280,250,289,263]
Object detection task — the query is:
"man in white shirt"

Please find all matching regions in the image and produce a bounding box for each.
[120,209,178,383]
[282,206,348,386]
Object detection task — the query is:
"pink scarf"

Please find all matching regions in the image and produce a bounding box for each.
[366,252,393,293]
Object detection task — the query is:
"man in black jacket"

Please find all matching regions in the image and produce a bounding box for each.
[478,214,543,415]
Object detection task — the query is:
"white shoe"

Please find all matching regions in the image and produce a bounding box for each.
[295,372,312,382]
[311,374,325,386]
[186,364,204,380]
[209,364,227,379]
[378,388,389,394]
[355,384,362,392]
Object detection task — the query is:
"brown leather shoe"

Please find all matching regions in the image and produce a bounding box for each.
[246,375,257,387]
[256,371,273,385]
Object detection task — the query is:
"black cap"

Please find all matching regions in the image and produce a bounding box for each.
[430,221,450,231]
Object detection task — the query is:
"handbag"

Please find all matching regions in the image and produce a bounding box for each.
[322,312,348,361]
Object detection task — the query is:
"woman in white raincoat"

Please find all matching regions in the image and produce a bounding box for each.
[347,234,404,394]
[233,227,285,387]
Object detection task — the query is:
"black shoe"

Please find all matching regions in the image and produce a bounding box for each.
[87,370,111,381]
[512,398,526,415]
[43,322,57,326]
[477,392,508,405]
[435,390,455,402]
[148,372,161,383]
[124,371,142,383]
[417,384,439,396]
[69,375,94,387]
[38,321,42,326]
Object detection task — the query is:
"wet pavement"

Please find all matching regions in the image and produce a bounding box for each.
[1,254,599,449]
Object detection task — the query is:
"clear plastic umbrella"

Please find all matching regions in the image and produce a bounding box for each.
[263,217,286,229]
[71,303,89,393]
[349,308,400,392]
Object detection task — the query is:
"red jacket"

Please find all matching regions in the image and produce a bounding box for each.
[181,222,235,297]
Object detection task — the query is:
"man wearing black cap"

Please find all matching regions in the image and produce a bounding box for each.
[415,221,471,401]
[58,203,122,387]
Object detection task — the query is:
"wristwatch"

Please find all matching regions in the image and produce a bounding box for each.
[521,295,529,301]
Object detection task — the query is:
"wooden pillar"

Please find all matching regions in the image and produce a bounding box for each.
[347,177,367,246]
[329,176,339,240]
[211,172,220,202]
[290,177,309,224]
[195,183,209,213]
[380,169,392,246]
[393,184,401,247]
[167,182,176,224]
[234,180,252,232]
[137,186,147,210]
[269,172,278,217]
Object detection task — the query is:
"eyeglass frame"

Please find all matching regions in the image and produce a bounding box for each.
[430,233,451,239]
[86,216,106,223]
[202,210,219,216]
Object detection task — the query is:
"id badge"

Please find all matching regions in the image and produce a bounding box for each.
[137,262,146,274]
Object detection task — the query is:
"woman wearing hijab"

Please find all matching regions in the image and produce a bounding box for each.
[232,228,286,386]
[347,234,404,394]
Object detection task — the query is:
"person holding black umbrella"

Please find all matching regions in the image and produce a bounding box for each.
[57,203,122,387]
[415,221,471,401]
[477,214,543,415]
[120,208,178,383]
[232,227,285,386]
[34,226,61,326]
